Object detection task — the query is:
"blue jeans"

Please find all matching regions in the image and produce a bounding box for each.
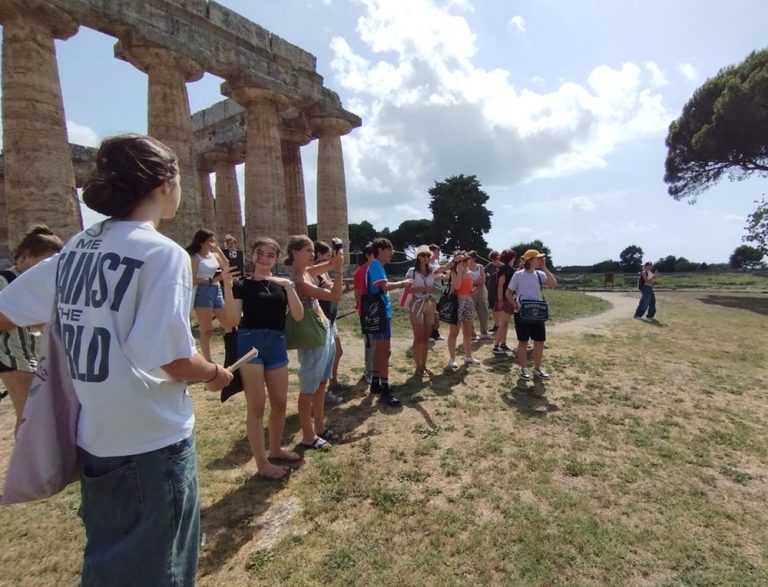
[78,436,200,586]
[634,285,656,319]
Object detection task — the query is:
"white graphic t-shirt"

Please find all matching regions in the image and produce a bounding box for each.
[0,221,196,457]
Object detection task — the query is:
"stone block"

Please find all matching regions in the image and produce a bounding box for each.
[207,1,270,51]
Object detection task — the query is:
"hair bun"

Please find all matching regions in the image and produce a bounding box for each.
[28,224,54,236]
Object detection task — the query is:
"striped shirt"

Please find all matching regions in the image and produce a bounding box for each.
[0,269,40,372]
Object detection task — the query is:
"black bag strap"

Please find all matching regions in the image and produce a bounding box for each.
[0,269,17,284]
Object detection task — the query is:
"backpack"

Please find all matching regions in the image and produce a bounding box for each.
[637,271,644,290]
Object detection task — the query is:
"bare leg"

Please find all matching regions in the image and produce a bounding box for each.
[194,307,214,361]
[330,336,343,387]
[0,370,35,437]
[298,393,317,445]
[313,380,329,435]
[264,367,297,461]
[517,341,528,368]
[373,339,391,379]
[241,364,288,478]
[533,341,545,370]
[447,323,460,360]
[461,320,474,358]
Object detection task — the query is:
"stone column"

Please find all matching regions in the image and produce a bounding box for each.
[0,1,80,246]
[0,171,9,268]
[201,149,243,242]
[224,85,288,247]
[312,117,354,259]
[281,128,310,236]
[115,39,204,245]
[198,169,216,232]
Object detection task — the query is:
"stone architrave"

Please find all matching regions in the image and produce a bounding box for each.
[280,128,310,237]
[312,116,354,260]
[0,1,81,247]
[198,169,216,232]
[116,39,204,245]
[224,85,289,248]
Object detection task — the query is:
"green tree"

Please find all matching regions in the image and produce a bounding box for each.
[729,244,765,269]
[389,219,434,253]
[428,174,492,253]
[510,240,554,269]
[348,221,379,253]
[619,245,644,272]
[592,259,620,273]
[655,255,678,273]
[744,195,768,253]
[664,49,768,201]
[307,223,318,241]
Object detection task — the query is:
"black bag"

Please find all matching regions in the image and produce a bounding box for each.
[437,291,458,324]
[360,293,387,334]
[518,299,549,322]
[220,330,244,402]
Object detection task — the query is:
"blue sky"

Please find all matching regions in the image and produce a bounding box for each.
[4,0,767,265]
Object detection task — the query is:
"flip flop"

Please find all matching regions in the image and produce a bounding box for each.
[317,428,339,441]
[301,437,331,450]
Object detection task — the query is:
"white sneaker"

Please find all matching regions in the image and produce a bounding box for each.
[464,357,481,365]
[447,359,458,370]
[533,367,550,380]
[519,368,531,380]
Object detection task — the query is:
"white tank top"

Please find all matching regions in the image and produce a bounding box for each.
[195,253,220,280]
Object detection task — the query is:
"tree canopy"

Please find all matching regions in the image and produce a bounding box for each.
[619,245,644,273]
[389,219,434,253]
[664,49,768,201]
[744,196,768,253]
[428,174,492,254]
[511,240,554,269]
[729,244,765,270]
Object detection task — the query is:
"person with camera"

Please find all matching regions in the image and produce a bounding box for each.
[187,229,227,362]
[222,233,246,278]
[634,261,658,320]
[505,249,557,380]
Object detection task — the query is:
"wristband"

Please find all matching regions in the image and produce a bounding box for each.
[202,364,218,383]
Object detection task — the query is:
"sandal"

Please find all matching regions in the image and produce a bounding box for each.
[317,428,339,441]
[301,436,331,450]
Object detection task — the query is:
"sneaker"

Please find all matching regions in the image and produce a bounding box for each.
[500,343,512,352]
[325,391,343,405]
[380,390,402,406]
[370,381,382,395]
[533,367,550,380]
[435,334,445,341]
[492,346,507,355]
[519,368,531,381]
[447,359,458,370]
[428,337,436,343]
[464,357,481,365]
[633,316,643,320]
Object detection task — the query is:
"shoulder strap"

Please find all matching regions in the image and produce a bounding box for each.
[0,269,17,284]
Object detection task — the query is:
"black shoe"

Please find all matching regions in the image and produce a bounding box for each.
[380,390,401,406]
[370,383,382,395]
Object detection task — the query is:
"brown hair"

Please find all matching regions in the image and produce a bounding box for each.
[251,237,280,256]
[185,229,215,256]
[82,134,179,219]
[284,235,313,266]
[13,225,63,262]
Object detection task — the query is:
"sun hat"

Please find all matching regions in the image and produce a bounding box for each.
[414,245,431,257]
[522,249,545,261]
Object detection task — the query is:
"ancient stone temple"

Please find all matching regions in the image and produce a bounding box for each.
[0,0,360,264]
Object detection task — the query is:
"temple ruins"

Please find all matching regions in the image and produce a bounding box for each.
[0,0,361,264]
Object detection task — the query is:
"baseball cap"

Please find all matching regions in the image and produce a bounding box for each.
[522,249,545,261]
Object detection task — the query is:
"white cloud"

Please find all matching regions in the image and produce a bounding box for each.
[330,0,671,225]
[509,15,526,34]
[645,61,667,86]
[723,214,744,225]
[623,221,657,234]
[677,62,698,82]
[67,121,100,147]
[568,196,596,211]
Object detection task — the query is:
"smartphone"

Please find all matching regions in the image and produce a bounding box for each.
[331,238,344,252]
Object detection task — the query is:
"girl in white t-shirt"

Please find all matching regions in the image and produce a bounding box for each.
[0,225,63,436]
[405,245,440,377]
[0,134,232,585]
[187,229,227,361]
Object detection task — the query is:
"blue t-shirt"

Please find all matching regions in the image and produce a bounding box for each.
[367,259,392,319]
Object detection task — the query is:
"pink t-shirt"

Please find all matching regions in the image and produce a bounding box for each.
[353,263,369,317]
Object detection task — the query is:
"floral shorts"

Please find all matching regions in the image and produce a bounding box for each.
[457,297,474,322]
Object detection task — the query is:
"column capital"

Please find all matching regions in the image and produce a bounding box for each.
[310,116,354,138]
[198,147,244,171]
[0,0,78,39]
[280,128,311,146]
[221,82,291,111]
[115,38,204,83]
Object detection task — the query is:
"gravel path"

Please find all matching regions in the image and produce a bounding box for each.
[550,290,639,335]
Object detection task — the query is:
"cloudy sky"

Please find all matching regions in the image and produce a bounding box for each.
[8,0,767,265]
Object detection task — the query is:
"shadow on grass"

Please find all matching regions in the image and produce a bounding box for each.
[700,295,768,316]
[500,380,560,416]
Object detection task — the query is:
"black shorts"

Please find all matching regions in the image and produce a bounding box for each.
[513,313,546,342]
[0,359,13,373]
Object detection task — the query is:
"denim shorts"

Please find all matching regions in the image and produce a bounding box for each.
[297,325,336,394]
[78,436,200,586]
[236,328,289,371]
[194,283,224,309]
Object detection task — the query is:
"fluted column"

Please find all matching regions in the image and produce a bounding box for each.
[0,172,9,267]
[116,39,203,244]
[224,85,288,246]
[0,1,80,246]
[312,117,354,259]
[281,128,310,236]
[201,149,243,242]
[198,169,216,232]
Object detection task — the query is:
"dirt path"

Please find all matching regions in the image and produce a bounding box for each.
[550,290,638,335]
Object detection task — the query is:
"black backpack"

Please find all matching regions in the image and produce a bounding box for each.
[637,271,644,290]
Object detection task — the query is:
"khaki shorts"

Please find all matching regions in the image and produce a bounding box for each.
[410,299,436,326]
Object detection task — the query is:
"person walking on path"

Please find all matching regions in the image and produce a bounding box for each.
[0,134,232,585]
[506,249,557,381]
[634,262,658,320]
[221,237,304,479]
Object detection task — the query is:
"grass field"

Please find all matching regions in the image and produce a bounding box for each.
[1,289,767,586]
[558,271,768,290]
